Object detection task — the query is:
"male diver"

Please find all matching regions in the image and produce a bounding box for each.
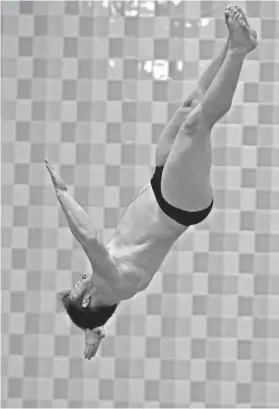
[45,5,257,359]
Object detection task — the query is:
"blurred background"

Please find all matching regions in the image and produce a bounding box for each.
[1,0,279,407]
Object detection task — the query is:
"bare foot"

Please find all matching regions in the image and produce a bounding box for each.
[225,5,258,53]
[232,5,257,40]
[45,159,68,192]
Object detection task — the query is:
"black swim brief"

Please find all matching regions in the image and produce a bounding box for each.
[150,166,213,227]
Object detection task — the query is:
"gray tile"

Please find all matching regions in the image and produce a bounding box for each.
[34,16,48,36]
[19,1,33,14]
[240,211,255,230]
[260,62,275,81]
[55,335,70,356]
[29,187,44,205]
[12,249,26,269]
[147,294,162,315]
[79,16,94,37]
[192,295,207,315]
[170,19,185,38]
[238,340,252,359]
[238,297,253,316]
[116,315,131,335]
[239,254,254,273]
[99,379,114,400]
[76,144,91,164]
[109,39,123,58]
[8,377,22,398]
[10,291,25,313]
[237,383,251,404]
[261,20,276,39]
[115,359,130,377]
[105,166,120,186]
[255,233,270,252]
[153,82,168,101]
[259,105,274,125]
[26,271,41,291]
[200,40,214,59]
[25,314,40,334]
[9,334,24,355]
[162,317,176,336]
[191,382,205,402]
[78,59,93,79]
[107,80,122,100]
[191,339,206,359]
[208,276,223,294]
[54,379,68,399]
[161,360,175,379]
[93,17,109,37]
[241,169,256,188]
[121,144,135,164]
[69,358,84,378]
[258,147,273,167]
[17,79,32,99]
[244,83,258,102]
[124,59,138,80]
[63,37,78,57]
[2,15,18,35]
[125,17,139,37]
[32,101,47,120]
[137,102,152,122]
[77,101,91,122]
[57,249,72,270]
[162,274,178,293]
[154,39,169,59]
[253,318,268,338]
[19,37,33,57]
[30,144,45,162]
[243,126,258,145]
[24,357,38,377]
[145,380,159,401]
[254,276,269,295]
[207,318,222,337]
[62,80,77,100]
[206,361,222,381]
[253,362,268,381]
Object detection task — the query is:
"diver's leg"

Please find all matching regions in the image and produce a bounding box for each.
[198,6,257,129]
[156,19,230,166]
[160,7,258,212]
[186,5,257,105]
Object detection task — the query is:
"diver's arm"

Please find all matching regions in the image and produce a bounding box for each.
[45,160,124,289]
[56,191,124,289]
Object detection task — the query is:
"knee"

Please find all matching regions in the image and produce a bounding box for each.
[182,89,202,109]
[182,104,204,132]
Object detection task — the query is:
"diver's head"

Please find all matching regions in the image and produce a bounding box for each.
[58,272,117,333]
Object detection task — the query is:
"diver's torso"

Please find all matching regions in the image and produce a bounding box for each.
[107,182,187,299]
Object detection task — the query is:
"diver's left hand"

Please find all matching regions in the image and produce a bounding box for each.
[84,327,106,360]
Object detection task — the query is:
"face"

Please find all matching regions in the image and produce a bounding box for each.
[70,272,100,309]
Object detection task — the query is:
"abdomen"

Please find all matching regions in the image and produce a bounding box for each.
[107,183,184,297]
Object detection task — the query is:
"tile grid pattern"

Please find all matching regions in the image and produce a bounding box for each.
[1,1,279,407]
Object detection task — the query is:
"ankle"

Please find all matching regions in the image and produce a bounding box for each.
[227,47,248,57]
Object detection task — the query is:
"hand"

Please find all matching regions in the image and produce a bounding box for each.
[45,158,68,192]
[84,327,106,360]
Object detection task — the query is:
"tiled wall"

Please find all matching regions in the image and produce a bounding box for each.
[1,1,279,407]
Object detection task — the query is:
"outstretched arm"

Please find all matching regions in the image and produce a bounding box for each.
[45,159,123,286]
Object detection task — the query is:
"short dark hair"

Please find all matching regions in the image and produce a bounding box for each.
[58,290,117,331]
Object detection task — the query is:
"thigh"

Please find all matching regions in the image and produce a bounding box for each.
[161,122,213,212]
[155,105,194,167]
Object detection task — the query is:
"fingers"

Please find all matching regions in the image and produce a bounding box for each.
[84,344,97,360]
[45,158,54,175]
